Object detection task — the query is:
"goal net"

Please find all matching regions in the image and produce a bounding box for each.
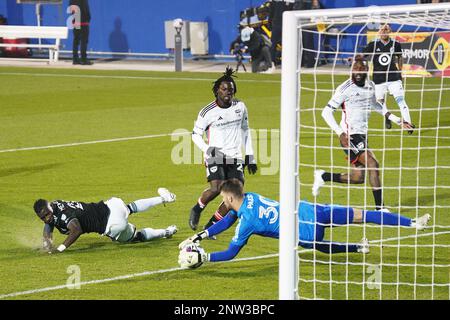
[279,3,450,300]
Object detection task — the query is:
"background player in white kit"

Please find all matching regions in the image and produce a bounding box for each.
[189,67,257,231]
[313,55,414,210]
[34,188,177,253]
[363,24,414,132]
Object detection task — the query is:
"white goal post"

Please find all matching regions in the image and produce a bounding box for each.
[280,3,450,300]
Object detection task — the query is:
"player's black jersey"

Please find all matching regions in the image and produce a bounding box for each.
[47,200,110,235]
[363,39,403,84]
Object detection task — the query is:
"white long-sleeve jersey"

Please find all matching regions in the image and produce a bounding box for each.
[192,99,254,161]
[323,79,388,136]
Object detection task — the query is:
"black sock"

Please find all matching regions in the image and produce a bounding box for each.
[373,189,384,210]
[192,202,205,214]
[131,231,145,242]
[204,210,225,229]
[204,219,215,229]
[322,172,341,182]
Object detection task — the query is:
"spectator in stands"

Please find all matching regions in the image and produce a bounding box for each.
[69,0,92,65]
[294,0,323,68]
[0,15,6,57]
[230,27,274,73]
[269,0,294,67]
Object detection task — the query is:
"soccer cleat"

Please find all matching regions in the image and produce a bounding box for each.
[158,188,176,203]
[411,214,431,231]
[165,225,178,238]
[312,169,325,197]
[189,207,201,231]
[379,208,391,213]
[385,118,392,129]
[357,238,370,254]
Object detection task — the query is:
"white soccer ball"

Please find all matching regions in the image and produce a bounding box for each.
[179,243,205,269]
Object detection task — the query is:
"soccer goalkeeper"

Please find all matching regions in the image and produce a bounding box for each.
[178,179,431,268]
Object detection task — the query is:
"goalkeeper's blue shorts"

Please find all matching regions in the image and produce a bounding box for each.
[298,201,354,249]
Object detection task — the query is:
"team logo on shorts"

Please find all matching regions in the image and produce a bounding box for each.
[378,53,391,66]
[210,166,218,173]
[357,142,365,150]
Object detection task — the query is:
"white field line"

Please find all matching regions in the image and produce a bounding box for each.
[0,252,284,299]
[1,231,446,299]
[1,128,449,154]
[0,131,190,154]
[0,71,447,87]
[0,72,280,84]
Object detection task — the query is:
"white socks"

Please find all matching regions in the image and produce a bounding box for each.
[128,196,163,213]
[140,228,166,241]
[395,96,412,123]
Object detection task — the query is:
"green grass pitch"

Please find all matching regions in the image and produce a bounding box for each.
[0,66,448,300]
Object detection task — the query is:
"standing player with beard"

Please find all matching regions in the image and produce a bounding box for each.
[363,24,414,132]
[312,55,414,210]
[189,67,257,231]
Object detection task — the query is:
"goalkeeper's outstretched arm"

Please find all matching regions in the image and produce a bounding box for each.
[179,213,238,249]
[209,243,243,262]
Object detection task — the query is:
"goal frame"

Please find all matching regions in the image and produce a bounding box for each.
[279,2,450,300]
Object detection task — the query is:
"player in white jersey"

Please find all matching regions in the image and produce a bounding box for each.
[189,67,257,231]
[313,55,413,210]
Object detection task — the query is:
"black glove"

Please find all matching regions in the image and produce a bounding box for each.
[206,147,226,165]
[245,155,257,175]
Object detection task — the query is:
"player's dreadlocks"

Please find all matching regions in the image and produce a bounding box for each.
[212,66,237,97]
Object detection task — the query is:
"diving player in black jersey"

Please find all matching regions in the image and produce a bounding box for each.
[33,188,177,253]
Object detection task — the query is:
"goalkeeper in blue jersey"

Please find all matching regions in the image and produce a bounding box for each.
[178,179,431,268]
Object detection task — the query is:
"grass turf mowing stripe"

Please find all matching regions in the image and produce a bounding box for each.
[0,129,448,154]
[1,231,446,299]
[0,253,282,299]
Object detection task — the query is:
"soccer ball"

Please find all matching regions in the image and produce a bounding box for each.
[180,243,205,269]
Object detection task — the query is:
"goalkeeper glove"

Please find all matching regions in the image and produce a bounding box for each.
[205,147,226,165]
[178,230,209,250]
[244,155,257,175]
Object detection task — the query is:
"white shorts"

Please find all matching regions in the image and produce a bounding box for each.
[375,80,404,100]
[104,197,136,242]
